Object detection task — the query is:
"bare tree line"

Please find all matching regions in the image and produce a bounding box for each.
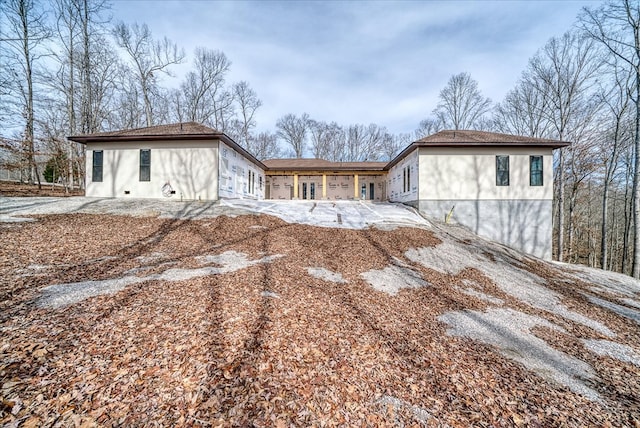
[0,0,272,189]
[408,1,640,278]
[1,0,639,277]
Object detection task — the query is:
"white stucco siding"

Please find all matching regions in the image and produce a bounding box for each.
[418,147,554,201]
[387,149,419,203]
[85,140,219,200]
[218,142,265,200]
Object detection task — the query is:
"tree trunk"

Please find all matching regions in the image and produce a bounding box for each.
[601,180,610,269]
[20,0,39,189]
[632,80,640,278]
[623,164,632,274]
[556,147,565,262]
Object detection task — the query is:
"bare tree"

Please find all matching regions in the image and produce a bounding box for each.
[246,131,281,161]
[308,120,344,161]
[381,133,411,161]
[414,118,442,139]
[433,72,492,130]
[527,31,600,262]
[597,66,632,270]
[231,80,261,145]
[493,74,552,138]
[49,0,113,189]
[343,123,388,162]
[112,21,184,127]
[178,47,230,126]
[581,0,640,277]
[1,0,50,186]
[276,113,309,158]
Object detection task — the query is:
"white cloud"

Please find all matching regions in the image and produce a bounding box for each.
[110,0,590,134]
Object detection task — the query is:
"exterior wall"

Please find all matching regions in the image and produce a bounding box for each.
[418,147,553,201]
[418,199,553,259]
[415,146,556,260]
[387,149,419,203]
[268,175,294,199]
[323,175,351,200]
[218,142,265,199]
[85,140,219,200]
[356,175,385,201]
[266,173,386,200]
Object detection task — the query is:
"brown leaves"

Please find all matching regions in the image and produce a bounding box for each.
[0,213,639,426]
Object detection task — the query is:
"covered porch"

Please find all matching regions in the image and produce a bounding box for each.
[262,159,387,201]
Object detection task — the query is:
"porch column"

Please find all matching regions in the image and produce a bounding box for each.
[322,174,327,199]
[293,174,299,199]
[354,174,359,199]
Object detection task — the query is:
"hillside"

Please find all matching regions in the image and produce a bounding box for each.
[1,198,639,426]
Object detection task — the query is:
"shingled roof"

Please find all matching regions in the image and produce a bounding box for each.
[263,158,387,171]
[416,130,569,146]
[385,130,569,170]
[69,122,266,169]
[68,122,221,141]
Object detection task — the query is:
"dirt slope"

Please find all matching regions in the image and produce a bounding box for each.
[1,212,639,427]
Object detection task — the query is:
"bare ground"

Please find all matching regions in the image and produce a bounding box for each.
[1,212,639,426]
[0,181,84,198]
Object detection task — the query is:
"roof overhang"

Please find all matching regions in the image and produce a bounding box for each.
[384,140,570,170]
[69,132,267,171]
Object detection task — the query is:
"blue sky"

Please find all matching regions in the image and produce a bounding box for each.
[110,0,594,135]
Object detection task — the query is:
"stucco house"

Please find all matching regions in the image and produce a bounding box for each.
[386,130,568,259]
[69,123,568,259]
[69,122,267,201]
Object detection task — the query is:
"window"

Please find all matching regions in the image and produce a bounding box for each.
[496,155,509,186]
[92,150,103,182]
[259,175,263,191]
[403,167,407,192]
[406,166,410,192]
[402,165,410,192]
[140,149,151,181]
[530,156,543,186]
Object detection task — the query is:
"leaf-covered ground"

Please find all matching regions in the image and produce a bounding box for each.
[0,182,84,198]
[1,213,639,427]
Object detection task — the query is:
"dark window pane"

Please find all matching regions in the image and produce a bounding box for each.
[140,149,150,181]
[530,156,543,186]
[496,155,509,186]
[92,150,103,182]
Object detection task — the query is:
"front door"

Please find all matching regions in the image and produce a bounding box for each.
[369,183,374,200]
[300,181,316,200]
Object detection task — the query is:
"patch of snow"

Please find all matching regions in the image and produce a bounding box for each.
[555,262,640,298]
[307,267,347,284]
[360,265,428,296]
[406,240,615,337]
[620,298,640,309]
[136,252,165,263]
[38,276,147,309]
[582,339,640,367]
[438,308,600,402]
[261,291,280,299]
[220,199,431,230]
[584,294,640,325]
[376,395,432,423]
[38,251,283,309]
[0,215,35,223]
[1,197,432,229]
[196,251,282,271]
[456,287,504,305]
